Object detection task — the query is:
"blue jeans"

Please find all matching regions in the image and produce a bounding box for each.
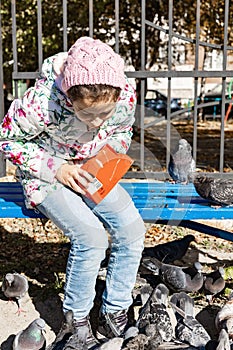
[37,183,146,320]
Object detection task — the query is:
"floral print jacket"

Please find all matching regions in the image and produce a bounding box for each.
[0,53,137,208]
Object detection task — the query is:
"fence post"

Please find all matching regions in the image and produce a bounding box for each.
[0,0,6,177]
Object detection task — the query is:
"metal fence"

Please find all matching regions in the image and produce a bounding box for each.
[1,0,233,178]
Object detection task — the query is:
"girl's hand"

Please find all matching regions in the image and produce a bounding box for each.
[55,163,94,195]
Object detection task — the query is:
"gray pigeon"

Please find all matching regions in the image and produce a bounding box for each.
[203,267,226,303]
[168,139,196,184]
[136,283,173,348]
[142,234,195,264]
[13,318,46,350]
[193,175,233,206]
[215,291,233,339]
[141,257,204,292]
[170,292,211,348]
[2,272,29,314]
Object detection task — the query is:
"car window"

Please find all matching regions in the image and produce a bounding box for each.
[209,84,223,94]
[157,92,166,101]
[209,83,233,95]
[146,91,157,99]
[146,90,167,101]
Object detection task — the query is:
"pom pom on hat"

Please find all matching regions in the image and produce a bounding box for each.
[61,37,126,92]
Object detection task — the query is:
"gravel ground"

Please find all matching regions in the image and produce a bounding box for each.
[1,217,233,349]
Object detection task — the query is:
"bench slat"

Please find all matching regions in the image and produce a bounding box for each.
[0,181,233,241]
[0,182,232,220]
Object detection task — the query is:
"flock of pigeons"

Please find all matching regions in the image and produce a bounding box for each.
[168,138,233,206]
[1,233,232,350]
[1,137,233,349]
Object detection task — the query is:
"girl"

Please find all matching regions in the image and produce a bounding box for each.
[0,37,146,349]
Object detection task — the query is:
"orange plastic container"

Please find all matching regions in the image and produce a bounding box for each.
[81,144,134,203]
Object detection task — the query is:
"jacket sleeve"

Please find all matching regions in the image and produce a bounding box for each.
[99,78,137,154]
[0,88,65,183]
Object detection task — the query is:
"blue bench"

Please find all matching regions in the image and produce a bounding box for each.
[0,181,233,241]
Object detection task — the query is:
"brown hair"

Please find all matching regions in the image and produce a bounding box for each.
[67,84,121,104]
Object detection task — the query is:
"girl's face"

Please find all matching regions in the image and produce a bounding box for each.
[72,98,116,130]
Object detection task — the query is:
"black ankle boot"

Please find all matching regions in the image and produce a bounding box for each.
[46,311,74,350]
[96,310,128,342]
[63,316,99,350]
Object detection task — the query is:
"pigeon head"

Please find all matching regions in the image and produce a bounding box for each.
[219,267,225,278]
[185,234,195,243]
[35,318,46,331]
[193,175,207,183]
[228,290,233,301]
[194,262,203,273]
[178,139,191,151]
[5,273,14,286]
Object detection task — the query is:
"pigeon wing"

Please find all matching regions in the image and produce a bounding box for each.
[13,273,29,298]
[210,178,233,205]
[183,316,211,347]
[161,265,187,291]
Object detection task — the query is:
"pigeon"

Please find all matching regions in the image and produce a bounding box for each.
[141,257,204,292]
[168,138,196,184]
[203,267,226,303]
[193,175,233,206]
[2,272,29,315]
[136,283,173,348]
[13,318,46,350]
[142,234,195,263]
[170,291,211,348]
[215,291,233,339]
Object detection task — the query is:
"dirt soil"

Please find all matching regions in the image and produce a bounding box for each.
[1,119,233,349]
[1,219,233,349]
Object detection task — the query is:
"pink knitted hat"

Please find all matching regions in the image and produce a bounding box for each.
[61,37,126,92]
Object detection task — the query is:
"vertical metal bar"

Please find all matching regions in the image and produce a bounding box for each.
[11,0,18,98]
[192,0,201,163]
[63,0,68,51]
[219,0,229,173]
[89,0,93,37]
[115,0,119,53]
[166,0,173,170]
[37,0,43,71]
[140,0,146,171]
[0,0,6,177]
[0,0,4,121]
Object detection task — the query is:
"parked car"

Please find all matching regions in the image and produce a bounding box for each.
[144,89,182,116]
[200,82,233,118]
